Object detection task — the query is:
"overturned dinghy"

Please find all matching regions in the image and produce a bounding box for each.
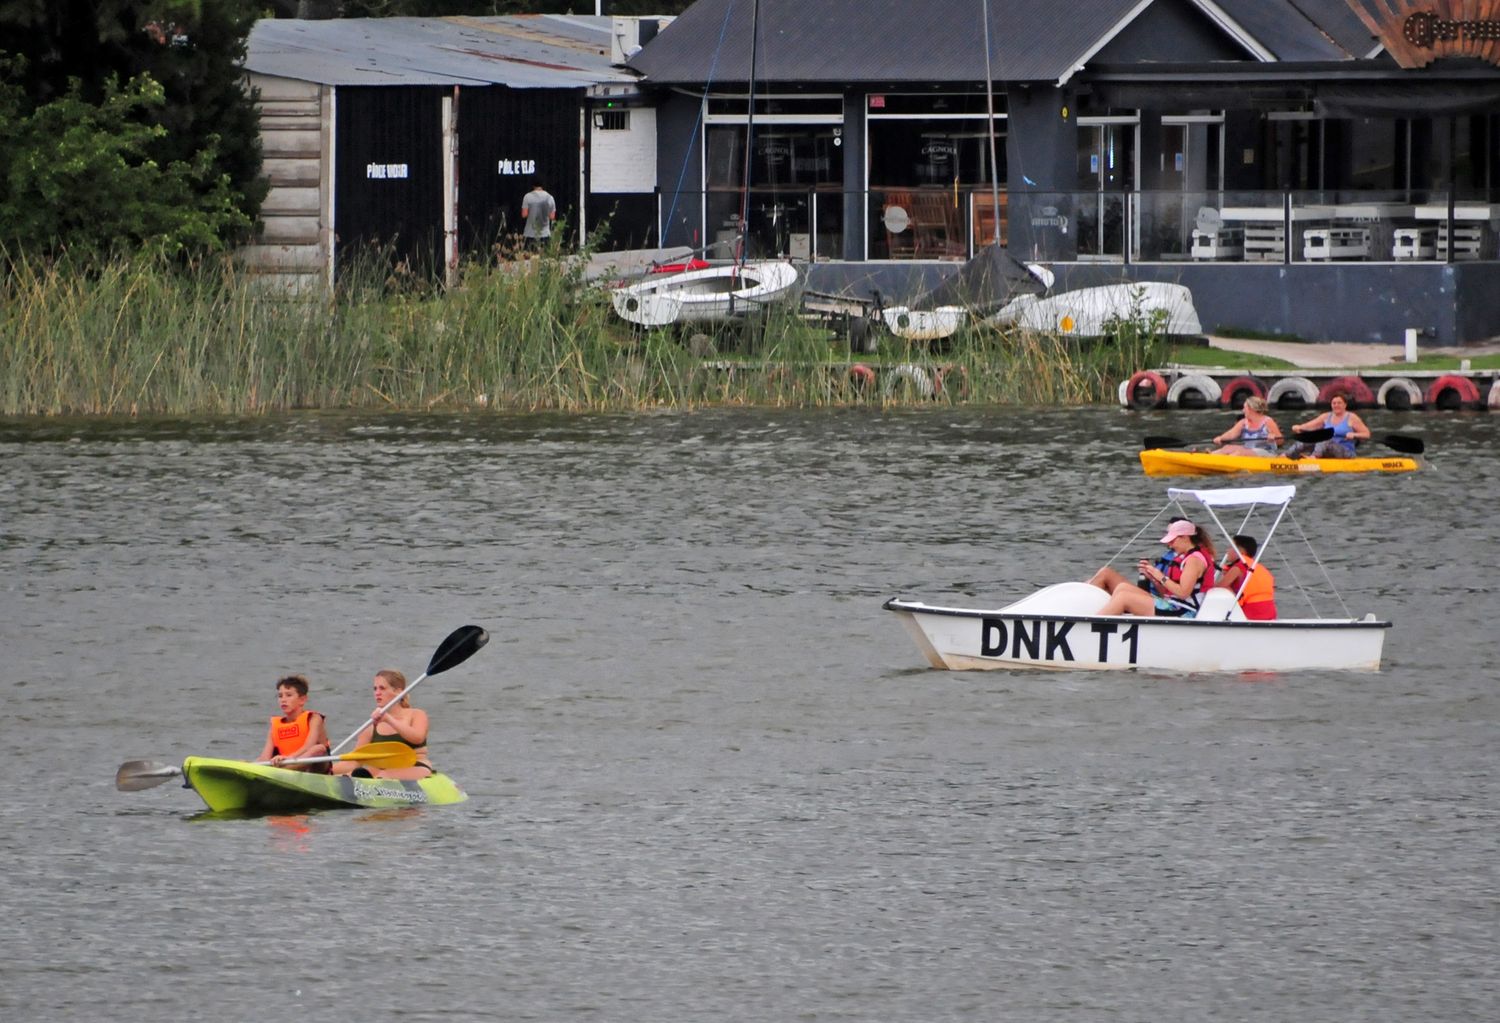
[884,485,1389,673]
[611,260,800,327]
[990,281,1203,338]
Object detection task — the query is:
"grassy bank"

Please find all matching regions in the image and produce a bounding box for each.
[0,253,1166,416]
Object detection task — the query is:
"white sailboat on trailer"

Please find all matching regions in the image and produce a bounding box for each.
[610,0,800,329]
[884,485,1391,673]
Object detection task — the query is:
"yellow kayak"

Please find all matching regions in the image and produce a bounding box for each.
[1140,448,1420,477]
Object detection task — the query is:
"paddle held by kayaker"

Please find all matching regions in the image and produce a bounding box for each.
[257,674,330,771]
[1211,396,1283,457]
[332,669,434,780]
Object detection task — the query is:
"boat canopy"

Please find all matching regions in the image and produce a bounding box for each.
[1168,485,1295,508]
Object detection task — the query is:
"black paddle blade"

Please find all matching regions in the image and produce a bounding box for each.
[115,760,184,792]
[426,624,489,676]
[1382,434,1425,455]
[1143,435,1187,449]
[1295,427,1335,443]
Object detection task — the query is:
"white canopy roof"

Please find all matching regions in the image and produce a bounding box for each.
[1167,485,1295,508]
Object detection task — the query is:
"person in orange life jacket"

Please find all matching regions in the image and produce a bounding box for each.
[331,669,433,780]
[1087,519,1217,617]
[1212,396,1283,457]
[1284,392,1370,460]
[256,674,329,771]
[1214,534,1277,620]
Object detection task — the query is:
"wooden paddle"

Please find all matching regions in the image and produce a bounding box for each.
[115,742,419,792]
[1143,427,1332,450]
[327,624,489,756]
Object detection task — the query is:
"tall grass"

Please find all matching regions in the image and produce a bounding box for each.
[0,251,1167,415]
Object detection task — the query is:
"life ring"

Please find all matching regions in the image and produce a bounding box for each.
[1376,377,1423,411]
[1489,378,1500,411]
[1266,375,1318,410]
[1117,378,1133,408]
[1316,374,1375,407]
[882,363,934,399]
[933,364,970,399]
[1218,375,1266,409]
[1166,373,1222,409]
[847,363,876,393]
[1124,369,1168,410]
[1425,374,1481,411]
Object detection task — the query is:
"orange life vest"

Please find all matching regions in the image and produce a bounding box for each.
[1236,561,1277,619]
[269,710,322,757]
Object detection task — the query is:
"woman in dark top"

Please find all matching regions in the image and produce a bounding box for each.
[333,668,433,779]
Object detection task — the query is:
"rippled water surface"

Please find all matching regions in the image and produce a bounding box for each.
[2,407,1495,1021]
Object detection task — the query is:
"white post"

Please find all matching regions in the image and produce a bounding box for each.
[1404,327,1418,363]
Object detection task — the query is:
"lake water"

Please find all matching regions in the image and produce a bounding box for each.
[2,407,1495,1021]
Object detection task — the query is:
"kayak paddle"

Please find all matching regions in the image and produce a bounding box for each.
[1142,427,1332,450]
[115,741,419,792]
[1379,433,1424,455]
[327,624,489,756]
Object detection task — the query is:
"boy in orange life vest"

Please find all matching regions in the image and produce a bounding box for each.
[1215,534,1277,620]
[255,674,330,771]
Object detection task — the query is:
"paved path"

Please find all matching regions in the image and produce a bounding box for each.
[1205,335,1500,369]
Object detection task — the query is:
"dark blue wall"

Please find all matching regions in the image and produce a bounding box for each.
[657,94,706,250]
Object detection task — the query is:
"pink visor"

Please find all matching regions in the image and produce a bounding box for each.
[1159,520,1197,544]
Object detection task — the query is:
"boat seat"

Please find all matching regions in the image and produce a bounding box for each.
[1001,581,1111,616]
[1195,588,1247,622]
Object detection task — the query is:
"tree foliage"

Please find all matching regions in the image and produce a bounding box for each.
[0,1,263,257]
[332,1,694,17]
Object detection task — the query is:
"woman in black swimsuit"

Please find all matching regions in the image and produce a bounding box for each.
[332,668,433,780]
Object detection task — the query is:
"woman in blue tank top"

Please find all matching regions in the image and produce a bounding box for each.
[1285,392,1370,459]
[1212,397,1283,457]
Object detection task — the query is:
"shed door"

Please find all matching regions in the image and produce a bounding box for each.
[334,87,445,280]
[458,86,581,254]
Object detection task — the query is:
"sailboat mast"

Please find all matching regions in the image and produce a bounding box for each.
[981,0,1001,246]
[737,0,761,268]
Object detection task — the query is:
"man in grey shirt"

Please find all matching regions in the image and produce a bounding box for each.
[521,181,556,249]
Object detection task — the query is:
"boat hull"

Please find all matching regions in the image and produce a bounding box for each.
[883,598,1389,672]
[610,261,800,326]
[182,757,467,813]
[1141,449,1419,476]
[992,282,1203,336]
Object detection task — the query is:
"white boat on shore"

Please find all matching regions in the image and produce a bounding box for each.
[884,485,1389,672]
[610,260,801,327]
[989,281,1203,337]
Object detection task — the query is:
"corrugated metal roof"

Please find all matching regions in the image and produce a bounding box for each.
[627,0,1388,86]
[1210,0,1351,61]
[245,15,639,88]
[627,0,1151,85]
[1283,0,1380,56]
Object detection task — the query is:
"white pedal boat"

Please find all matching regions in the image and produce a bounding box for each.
[884,485,1389,673]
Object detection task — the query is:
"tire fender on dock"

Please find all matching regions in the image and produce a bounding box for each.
[883,363,934,399]
[1376,377,1424,411]
[1124,369,1168,410]
[848,363,876,393]
[1425,374,1482,411]
[1266,375,1318,410]
[934,364,969,399]
[1489,378,1500,411]
[1317,375,1375,407]
[1166,373,1222,409]
[1218,375,1266,408]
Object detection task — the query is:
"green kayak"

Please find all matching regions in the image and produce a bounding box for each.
[182,756,467,813]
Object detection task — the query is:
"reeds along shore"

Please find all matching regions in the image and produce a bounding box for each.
[0,252,1166,416]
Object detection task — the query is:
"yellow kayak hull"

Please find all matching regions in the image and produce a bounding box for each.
[1140,449,1419,477]
[182,756,467,813]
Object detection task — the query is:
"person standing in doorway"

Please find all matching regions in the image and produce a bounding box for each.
[521,180,556,250]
